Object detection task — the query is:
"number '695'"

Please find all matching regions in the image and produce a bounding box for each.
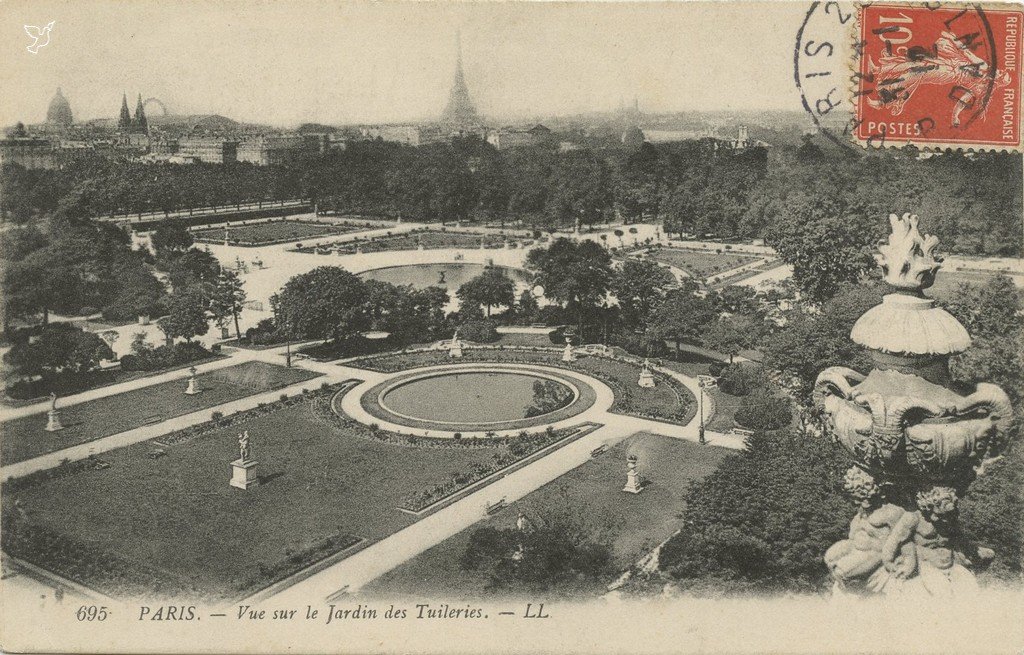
[76,606,109,621]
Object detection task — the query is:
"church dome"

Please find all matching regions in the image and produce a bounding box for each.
[46,88,73,126]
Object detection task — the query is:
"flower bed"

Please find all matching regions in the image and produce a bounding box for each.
[292,228,509,255]
[397,425,597,513]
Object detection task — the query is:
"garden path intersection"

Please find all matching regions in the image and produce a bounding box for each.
[0,335,742,605]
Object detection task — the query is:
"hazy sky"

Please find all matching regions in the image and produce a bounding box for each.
[1,1,813,127]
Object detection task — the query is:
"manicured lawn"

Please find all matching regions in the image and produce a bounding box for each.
[647,248,760,279]
[0,361,321,465]
[658,358,743,433]
[363,432,730,599]
[1,353,224,407]
[359,366,598,432]
[193,219,372,245]
[351,349,696,424]
[2,395,511,601]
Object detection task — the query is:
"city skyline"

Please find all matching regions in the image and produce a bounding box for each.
[2,1,813,127]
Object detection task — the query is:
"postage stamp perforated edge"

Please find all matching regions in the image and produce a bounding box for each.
[848,1,1024,153]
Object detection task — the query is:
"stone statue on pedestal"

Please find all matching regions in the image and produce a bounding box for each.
[230,430,259,490]
[45,392,64,432]
[448,330,463,358]
[184,366,201,395]
[638,359,656,388]
[562,340,575,362]
[622,455,644,494]
[814,213,1012,597]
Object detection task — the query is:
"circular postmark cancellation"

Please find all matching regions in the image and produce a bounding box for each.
[796,2,1023,152]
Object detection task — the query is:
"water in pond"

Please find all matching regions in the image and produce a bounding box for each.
[382,372,573,424]
[358,263,531,291]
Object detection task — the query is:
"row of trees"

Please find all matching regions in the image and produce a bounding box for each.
[0,159,303,224]
[6,134,1017,258]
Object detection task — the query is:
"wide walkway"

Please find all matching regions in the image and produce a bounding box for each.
[2,343,744,604]
[338,361,615,438]
[251,408,739,605]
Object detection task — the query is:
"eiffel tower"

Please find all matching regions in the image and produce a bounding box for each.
[440,31,479,126]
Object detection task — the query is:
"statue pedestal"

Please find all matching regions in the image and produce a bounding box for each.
[45,409,64,432]
[449,344,463,358]
[622,469,644,494]
[638,370,656,388]
[184,377,201,395]
[562,347,575,362]
[230,459,259,490]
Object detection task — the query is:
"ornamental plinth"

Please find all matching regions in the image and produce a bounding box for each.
[814,213,1012,597]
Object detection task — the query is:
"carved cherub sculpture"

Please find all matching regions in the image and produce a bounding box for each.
[825,467,917,592]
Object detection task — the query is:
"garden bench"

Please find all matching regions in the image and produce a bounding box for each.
[732,428,755,437]
[147,449,167,460]
[142,415,163,425]
[590,444,608,458]
[485,497,507,515]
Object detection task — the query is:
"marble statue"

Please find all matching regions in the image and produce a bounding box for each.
[239,430,252,462]
[230,430,259,490]
[448,330,463,358]
[814,213,1011,596]
[638,358,656,388]
[45,392,63,432]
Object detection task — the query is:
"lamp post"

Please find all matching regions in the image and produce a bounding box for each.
[697,379,708,445]
[696,378,712,446]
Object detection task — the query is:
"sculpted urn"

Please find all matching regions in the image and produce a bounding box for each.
[814,213,1012,596]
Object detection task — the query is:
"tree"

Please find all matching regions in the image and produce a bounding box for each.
[208,269,247,340]
[525,238,613,338]
[702,314,759,364]
[610,258,675,328]
[516,289,539,322]
[734,391,793,431]
[101,255,166,322]
[157,287,209,343]
[150,221,193,254]
[3,323,114,377]
[457,267,516,318]
[658,431,851,594]
[167,248,220,289]
[271,266,368,341]
[545,150,613,227]
[761,281,884,395]
[649,288,717,354]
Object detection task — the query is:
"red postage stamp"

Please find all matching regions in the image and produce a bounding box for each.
[854,3,1023,150]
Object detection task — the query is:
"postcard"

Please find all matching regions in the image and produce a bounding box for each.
[1,1,1022,653]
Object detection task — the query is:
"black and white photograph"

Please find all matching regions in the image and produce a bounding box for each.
[0,1,1022,653]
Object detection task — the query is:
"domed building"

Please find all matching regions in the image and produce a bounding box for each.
[46,88,73,127]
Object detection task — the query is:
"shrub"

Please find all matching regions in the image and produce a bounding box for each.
[459,319,499,343]
[734,391,792,431]
[119,341,211,372]
[717,364,767,397]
